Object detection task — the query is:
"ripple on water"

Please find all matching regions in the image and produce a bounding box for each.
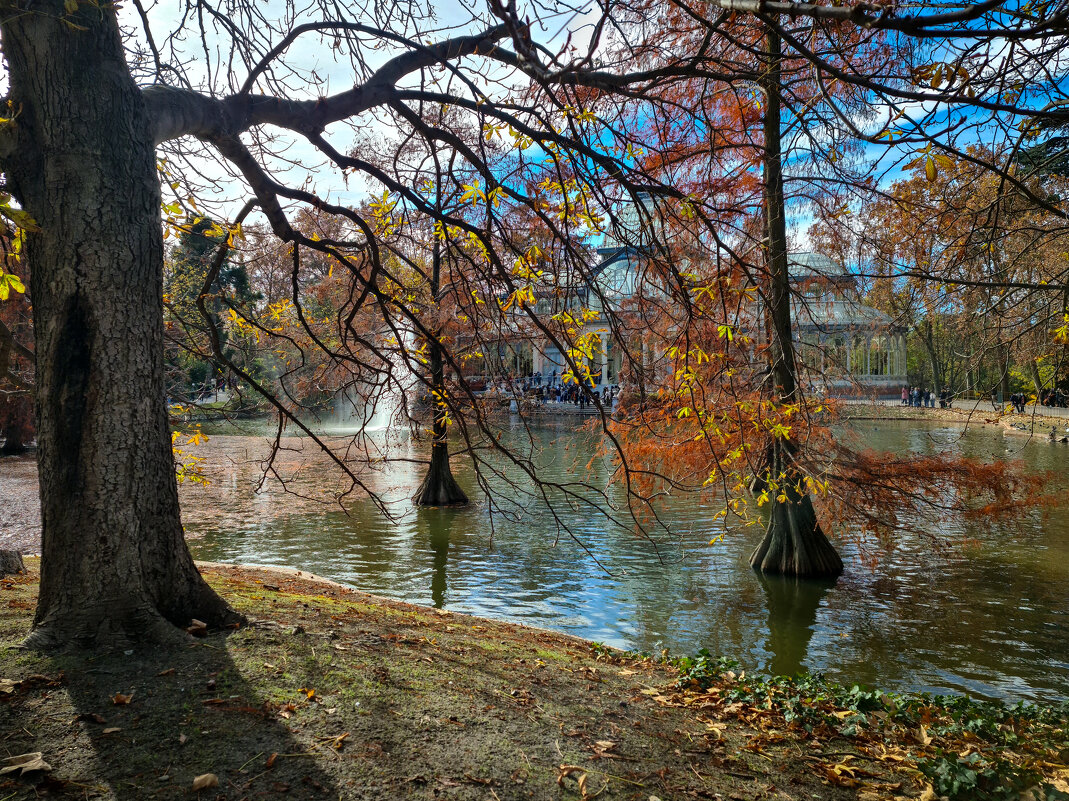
[4,422,1061,702]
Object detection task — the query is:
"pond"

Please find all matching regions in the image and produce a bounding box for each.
[174,417,1069,704]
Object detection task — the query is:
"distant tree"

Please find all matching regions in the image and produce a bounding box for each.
[814,149,1069,402]
[0,234,32,453]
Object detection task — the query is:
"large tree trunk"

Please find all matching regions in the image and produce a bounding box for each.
[999,344,1011,404]
[0,393,33,454]
[1026,358,1044,396]
[749,24,842,579]
[920,319,943,394]
[749,441,843,577]
[1,4,240,648]
[414,240,467,507]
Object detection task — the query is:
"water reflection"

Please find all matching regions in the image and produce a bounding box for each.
[419,508,454,609]
[756,572,835,677]
[168,419,1069,702]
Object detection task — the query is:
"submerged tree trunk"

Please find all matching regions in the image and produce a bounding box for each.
[414,239,467,507]
[749,24,842,579]
[1,4,240,648]
[749,441,843,577]
[414,436,468,506]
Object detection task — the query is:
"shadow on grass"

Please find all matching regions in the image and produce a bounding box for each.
[4,628,340,800]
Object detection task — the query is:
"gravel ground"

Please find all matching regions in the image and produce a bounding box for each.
[0,453,39,553]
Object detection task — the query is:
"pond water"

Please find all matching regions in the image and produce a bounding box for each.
[177,418,1069,704]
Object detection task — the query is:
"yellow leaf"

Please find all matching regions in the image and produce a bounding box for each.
[925,157,937,182]
[0,205,40,232]
[915,725,932,746]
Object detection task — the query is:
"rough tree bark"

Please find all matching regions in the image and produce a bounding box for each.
[0,393,32,454]
[414,239,468,506]
[0,4,240,648]
[749,24,843,579]
[0,550,25,577]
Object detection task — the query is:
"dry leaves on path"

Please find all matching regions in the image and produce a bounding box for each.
[0,752,51,776]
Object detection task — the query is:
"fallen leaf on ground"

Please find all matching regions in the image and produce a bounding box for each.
[265,753,277,769]
[0,753,52,776]
[187,619,208,636]
[0,678,17,694]
[192,773,218,791]
[102,727,121,735]
[591,740,621,759]
[157,668,175,677]
[111,692,133,705]
[557,765,586,786]
[824,757,859,787]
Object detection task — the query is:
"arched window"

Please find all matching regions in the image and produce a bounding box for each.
[870,337,886,376]
[852,335,866,375]
[830,335,848,374]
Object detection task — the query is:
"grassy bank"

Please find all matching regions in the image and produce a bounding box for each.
[1,560,1065,800]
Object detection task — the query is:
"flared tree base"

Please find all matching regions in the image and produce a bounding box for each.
[749,491,843,578]
[26,566,245,651]
[413,444,468,507]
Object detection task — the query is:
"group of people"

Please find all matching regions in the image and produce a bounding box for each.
[507,370,620,410]
[901,385,1069,413]
[1040,389,1068,408]
[538,381,619,409]
[901,386,951,409]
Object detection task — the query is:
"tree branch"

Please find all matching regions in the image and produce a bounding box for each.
[146,25,509,144]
